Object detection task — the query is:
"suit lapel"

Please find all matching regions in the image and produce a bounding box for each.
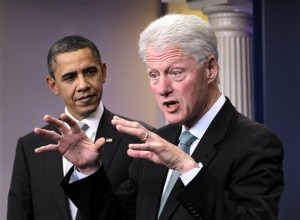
[95,108,122,170]
[193,99,235,166]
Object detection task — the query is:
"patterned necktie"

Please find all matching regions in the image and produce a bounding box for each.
[77,121,89,132]
[158,131,197,216]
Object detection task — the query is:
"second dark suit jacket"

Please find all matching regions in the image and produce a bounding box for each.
[7,108,154,220]
[62,99,284,220]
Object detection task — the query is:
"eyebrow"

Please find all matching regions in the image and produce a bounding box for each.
[82,66,98,73]
[60,65,99,78]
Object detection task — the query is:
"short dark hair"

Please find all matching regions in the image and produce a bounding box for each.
[47,35,101,77]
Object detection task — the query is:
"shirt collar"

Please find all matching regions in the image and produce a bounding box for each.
[65,101,104,133]
[182,94,226,140]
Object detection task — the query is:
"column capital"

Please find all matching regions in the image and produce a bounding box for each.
[188,0,252,14]
[188,0,251,8]
[161,0,252,15]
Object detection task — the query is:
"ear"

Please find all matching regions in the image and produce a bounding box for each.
[206,56,219,84]
[47,76,60,95]
[101,63,107,83]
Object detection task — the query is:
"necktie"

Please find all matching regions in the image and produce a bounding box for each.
[77,121,89,132]
[158,130,197,217]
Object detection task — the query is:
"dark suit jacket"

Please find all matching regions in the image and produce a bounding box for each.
[62,99,284,220]
[7,108,154,220]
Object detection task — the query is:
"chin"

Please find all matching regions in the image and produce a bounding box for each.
[164,116,183,126]
[81,106,97,115]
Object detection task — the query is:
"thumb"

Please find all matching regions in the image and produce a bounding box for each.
[95,137,106,151]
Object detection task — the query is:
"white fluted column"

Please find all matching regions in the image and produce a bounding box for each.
[188,1,254,118]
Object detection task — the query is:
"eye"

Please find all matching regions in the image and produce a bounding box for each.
[85,67,98,76]
[170,70,181,77]
[62,73,75,82]
[169,70,185,81]
[149,71,160,80]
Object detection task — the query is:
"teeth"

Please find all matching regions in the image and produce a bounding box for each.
[165,102,176,107]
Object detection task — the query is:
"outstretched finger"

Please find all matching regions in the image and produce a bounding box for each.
[127,148,151,158]
[35,144,58,153]
[111,116,142,128]
[43,114,69,134]
[127,147,163,165]
[112,116,149,141]
[34,128,61,142]
[60,113,82,132]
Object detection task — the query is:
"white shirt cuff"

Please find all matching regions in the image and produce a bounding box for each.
[69,162,101,183]
[180,162,203,186]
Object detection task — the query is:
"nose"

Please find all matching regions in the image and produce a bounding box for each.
[77,74,90,92]
[157,75,173,97]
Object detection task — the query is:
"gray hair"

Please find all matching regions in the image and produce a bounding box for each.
[47,35,101,78]
[138,14,218,65]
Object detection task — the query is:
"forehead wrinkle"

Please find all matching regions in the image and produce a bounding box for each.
[146,48,186,68]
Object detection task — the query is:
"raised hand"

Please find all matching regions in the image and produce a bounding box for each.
[111,116,198,174]
[34,113,105,174]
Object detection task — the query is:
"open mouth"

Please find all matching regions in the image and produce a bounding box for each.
[163,101,179,112]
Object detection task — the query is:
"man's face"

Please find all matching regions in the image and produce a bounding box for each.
[146,47,213,128]
[47,48,106,120]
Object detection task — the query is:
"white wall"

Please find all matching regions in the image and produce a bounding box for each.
[0,1,163,218]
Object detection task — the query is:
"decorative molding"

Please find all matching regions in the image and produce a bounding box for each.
[202,1,254,118]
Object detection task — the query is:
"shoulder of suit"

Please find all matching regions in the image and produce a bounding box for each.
[20,124,59,140]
